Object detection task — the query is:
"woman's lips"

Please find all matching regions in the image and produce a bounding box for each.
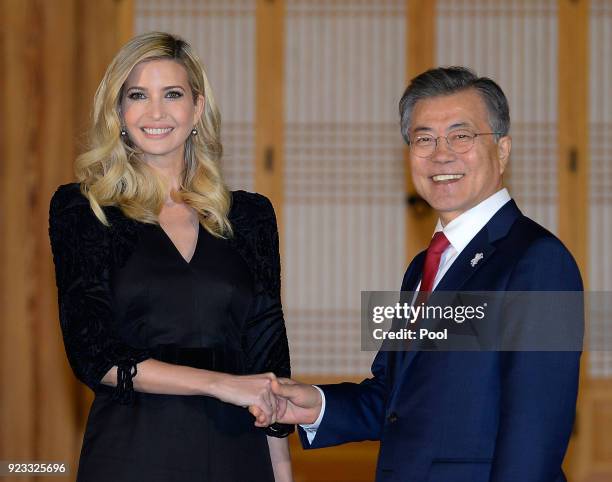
[141,127,174,138]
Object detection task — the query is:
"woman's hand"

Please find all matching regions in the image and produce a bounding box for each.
[249,377,322,427]
[208,372,278,425]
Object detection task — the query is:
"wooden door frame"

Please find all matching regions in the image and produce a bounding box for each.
[558,1,593,479]
[255,0,285,236]
[405,0,438,262]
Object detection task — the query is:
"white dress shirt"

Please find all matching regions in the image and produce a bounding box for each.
[300,188,512,443]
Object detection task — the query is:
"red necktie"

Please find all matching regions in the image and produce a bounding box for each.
[419,231,450,295]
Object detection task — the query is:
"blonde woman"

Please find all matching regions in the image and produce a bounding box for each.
[49,32,293,481]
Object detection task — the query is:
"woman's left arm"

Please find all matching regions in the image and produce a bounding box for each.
[267,435,293,482]
[234,193,295,471]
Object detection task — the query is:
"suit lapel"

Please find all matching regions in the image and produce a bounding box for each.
[389,252,426,383]
[434,199,522,292]
[389,200,522,407]
[401,251,426,292]
[433,229,496,292]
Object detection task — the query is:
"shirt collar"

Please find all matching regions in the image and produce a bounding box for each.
[433,188,512,255]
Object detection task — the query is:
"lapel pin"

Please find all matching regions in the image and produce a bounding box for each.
[470,252,484,267]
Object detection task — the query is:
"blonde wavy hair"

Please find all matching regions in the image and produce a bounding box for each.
[75,31,232,237]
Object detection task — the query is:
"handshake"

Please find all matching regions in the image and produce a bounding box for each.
[218,374,323,428]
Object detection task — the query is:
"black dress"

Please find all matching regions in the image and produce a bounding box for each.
[49,183,293,482]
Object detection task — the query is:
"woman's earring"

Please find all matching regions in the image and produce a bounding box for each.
[120,128,127,137]
[191,128,198,136]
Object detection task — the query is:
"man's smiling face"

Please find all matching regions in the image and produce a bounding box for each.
[407,88,511,225]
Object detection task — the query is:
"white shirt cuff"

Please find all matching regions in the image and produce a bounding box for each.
[299,385,326,444]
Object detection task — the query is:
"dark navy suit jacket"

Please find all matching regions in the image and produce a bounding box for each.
[299,200,583,482]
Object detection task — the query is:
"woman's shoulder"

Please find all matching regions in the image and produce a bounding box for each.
[49,183,106,238]
[49,183,124,226]
[49,182,132,234]
[227,190,280,296]
[49,183,110,249]
[50,183,89,216]
[49,183,145,270]
[229,190,276,225]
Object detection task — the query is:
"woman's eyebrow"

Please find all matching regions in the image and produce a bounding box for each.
[125,85,186,91]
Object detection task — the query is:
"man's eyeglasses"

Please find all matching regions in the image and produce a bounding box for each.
[408,129,502,158]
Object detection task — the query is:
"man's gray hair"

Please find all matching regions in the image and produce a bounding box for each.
[399,66,510,144]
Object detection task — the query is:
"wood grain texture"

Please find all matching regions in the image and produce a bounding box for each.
[558,0,589,282]
[36,1,81,470]
[558,1,592,480]
[1,0,38,471]
[255,0,285,224]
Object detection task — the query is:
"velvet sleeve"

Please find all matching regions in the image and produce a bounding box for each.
[230,192,294,438]
[48,184,150,403]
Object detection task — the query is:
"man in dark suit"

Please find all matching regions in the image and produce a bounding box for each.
[254,67,583,482]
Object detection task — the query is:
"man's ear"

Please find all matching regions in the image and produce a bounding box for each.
[497,136,511,175]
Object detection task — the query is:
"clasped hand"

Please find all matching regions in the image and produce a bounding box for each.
[212,372,280,424]
[214,373,323,427]
[247,377,323,428]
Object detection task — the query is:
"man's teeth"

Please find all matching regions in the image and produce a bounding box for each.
[432,174,464,182]
[143,127,173,135]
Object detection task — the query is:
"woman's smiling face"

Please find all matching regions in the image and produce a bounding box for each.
[120,59,204,166]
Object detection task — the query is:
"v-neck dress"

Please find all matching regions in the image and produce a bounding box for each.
[48,183,292,482]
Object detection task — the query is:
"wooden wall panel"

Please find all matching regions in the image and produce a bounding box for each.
[558,0,589,275]
[256,0,285,219]
[1,0,37,468]
[75,0,134,143]
[36,0,81,469]
[558,0,591,479]
[1,1,80,479]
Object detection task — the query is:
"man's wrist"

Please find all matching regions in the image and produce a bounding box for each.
[300,385,326,429]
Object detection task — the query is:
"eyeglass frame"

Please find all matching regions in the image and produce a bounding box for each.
[407,129,503,158]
